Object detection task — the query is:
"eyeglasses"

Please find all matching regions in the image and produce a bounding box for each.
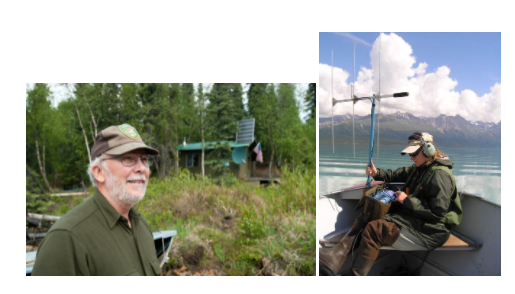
[408,147,422,157]
[102,154,153,167]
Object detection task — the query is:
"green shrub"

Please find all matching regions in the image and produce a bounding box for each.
[237,202,266,245]
[26,191,54,215]
[221,173,239,187]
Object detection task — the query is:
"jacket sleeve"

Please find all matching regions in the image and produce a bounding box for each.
[374,166,412,183]
[401,169,453,223]
[31,230,90,276]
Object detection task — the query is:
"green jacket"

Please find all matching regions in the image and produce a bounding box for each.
[31,189,161,276]
[374,159,463,250]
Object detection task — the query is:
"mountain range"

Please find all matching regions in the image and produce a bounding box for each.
[319,111,501,147]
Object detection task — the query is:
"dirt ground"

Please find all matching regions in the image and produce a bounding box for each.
[164,265,218,276]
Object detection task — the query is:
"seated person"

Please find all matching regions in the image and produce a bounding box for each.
[319,132,463,276]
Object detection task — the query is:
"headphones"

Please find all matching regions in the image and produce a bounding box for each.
[419,134,436,157]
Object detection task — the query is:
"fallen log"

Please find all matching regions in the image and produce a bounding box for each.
[35,191,88,197]
[28,232,47,239]
[27,213,61,222]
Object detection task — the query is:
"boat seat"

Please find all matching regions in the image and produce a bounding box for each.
[319,229,481,251]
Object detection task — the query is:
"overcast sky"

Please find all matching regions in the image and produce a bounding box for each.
[319,33,501,123]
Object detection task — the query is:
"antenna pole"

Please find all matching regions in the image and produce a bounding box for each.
[366,97,377,188]
[377,33,381,163]
[331,50,334,154]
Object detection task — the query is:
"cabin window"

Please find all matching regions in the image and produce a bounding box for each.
[186,154,198,167]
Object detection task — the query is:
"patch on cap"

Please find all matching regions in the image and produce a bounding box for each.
[119,124,139,140]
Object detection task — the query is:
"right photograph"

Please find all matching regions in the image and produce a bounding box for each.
[318,32,501,276]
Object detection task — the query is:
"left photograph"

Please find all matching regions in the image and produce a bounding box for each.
[26,83,316,276]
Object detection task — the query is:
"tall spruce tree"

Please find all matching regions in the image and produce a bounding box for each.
[247,82,269,152]
[301,83,316,170]
[227,83,246,120]
[305,83,316,121]
[137,83,179,178]
[276,83,302,168]
[247,83,267,173]
[178,83,196,143]
[205,83,241,178]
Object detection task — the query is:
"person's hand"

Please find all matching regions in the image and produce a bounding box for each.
[394,191,408,204]
[366,161,377,177]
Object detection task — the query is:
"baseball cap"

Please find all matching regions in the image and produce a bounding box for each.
[401,132,433,155]
[91,124,159,159]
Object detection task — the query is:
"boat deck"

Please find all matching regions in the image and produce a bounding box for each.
[319,188,500,275]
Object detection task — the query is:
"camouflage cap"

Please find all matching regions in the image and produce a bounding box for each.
[401,132,434,155]
[91,124,159,160]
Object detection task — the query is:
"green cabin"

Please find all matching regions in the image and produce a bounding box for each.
[177,140,254,180]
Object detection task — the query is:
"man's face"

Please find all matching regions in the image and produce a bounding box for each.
[103,149,150,207]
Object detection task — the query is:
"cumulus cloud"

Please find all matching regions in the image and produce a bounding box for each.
[319,33,501,123]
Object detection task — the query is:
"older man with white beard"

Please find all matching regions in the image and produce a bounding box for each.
[32,124,161,276]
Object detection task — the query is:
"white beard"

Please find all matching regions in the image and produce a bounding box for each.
[104,167,148,208]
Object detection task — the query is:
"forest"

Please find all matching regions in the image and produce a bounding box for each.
[26,83,316,192]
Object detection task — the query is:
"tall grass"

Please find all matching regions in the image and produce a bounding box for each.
[41,166,315,275]
[139,166,315,275]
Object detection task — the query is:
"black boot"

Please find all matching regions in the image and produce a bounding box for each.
[319,214,367,276]
[349,255,375,276]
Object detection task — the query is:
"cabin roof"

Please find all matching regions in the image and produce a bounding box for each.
[177,140,252,151]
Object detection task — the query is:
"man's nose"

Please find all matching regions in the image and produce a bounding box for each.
[133,156,147,170]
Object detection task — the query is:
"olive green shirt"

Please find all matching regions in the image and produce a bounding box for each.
[31,189,160,276]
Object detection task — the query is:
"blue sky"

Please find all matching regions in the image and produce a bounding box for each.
[319,32,501,122]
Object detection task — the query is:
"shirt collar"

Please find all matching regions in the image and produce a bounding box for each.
[93,188,141,230]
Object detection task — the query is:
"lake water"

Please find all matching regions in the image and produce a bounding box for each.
[319,143,501,205]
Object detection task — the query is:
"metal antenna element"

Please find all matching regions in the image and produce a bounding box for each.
[353,41,356,158]
[331,50,334,154]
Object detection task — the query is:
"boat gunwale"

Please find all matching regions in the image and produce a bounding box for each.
[320,181,501,208]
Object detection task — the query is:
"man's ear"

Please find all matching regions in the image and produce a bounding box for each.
[92,164,106,184]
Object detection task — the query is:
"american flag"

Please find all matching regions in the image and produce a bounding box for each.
[253,142,263,163]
